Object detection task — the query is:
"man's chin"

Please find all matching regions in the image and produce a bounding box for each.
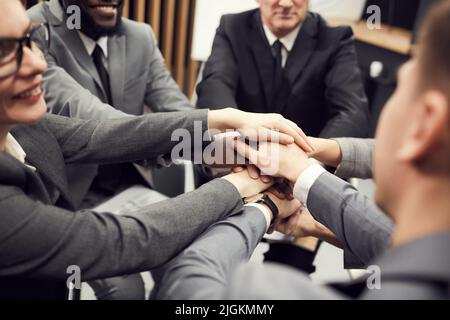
[273,20,301,34]
[81,18,122,38]
[374,189,395,220]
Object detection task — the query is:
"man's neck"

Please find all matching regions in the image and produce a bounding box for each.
[269,26,298,40]
[390,176,450,247]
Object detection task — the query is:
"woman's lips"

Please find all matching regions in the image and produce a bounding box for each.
[12,86,43,104]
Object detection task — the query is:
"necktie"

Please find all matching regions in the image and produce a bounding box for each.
[92,45,112,104]
[271,40,284,107]
[92,45,122,196]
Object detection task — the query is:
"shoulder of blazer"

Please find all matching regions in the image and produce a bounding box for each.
[312,13,354,46]
[27,0,64,26]
[0,153,28,192]
[219,9,260,34]
[27,1,48,22]
[118,18,155,47]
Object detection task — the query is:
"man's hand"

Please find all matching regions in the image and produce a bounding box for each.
[264,191,302,234]
[221,167,273,198]
[235,140,310,183]
[208,108,313,152]
[275,209,343,248]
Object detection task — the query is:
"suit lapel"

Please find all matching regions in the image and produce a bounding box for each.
[108,33,126,107]
[274,14,319,114]
[250,13,275,111]
[11,124,73,208]
[284,14,319,89]
[0,153,52,204]
[44,0,107,100]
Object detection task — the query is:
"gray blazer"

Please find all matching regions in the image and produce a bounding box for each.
[28,0,193,119]
[154,138,449,300]
[154,176,449,300]
[0,111,244,300]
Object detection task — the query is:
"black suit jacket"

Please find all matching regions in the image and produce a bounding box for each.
[197,10,369,138]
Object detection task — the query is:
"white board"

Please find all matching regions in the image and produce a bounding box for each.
[191,0,259,61]
[191,0,366,62]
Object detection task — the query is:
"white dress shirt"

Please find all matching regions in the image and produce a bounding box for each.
[262,23,302,68]
[293,162,327,207]
[78,32,109,69]
[4,133,36,171]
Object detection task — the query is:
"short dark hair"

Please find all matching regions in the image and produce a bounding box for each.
[418,0,450,96]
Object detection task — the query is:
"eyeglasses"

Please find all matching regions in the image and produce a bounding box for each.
[0,22,50,80]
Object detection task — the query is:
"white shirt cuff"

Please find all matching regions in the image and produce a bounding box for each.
[244,203,272,232]
[293,162,327,207]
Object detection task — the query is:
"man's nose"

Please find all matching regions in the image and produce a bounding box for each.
[278,0,294,8]
[16,45,48,79]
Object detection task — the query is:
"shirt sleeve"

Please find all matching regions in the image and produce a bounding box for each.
[293,163,327,206]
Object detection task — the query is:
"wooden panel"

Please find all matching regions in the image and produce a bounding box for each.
[148,0,162,42]
[187,0,199,97]
[161,0,176,68]
[188,60,199,98]
[133,0,146,22]
[174,0,190,85]
[122,0,130,19]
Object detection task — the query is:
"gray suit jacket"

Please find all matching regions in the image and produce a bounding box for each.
[154,138,449,299]
[28,0,192,119]
[154,175,449,300]
[0,110,245,300]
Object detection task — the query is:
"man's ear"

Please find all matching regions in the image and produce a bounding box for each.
[397,91,449,163]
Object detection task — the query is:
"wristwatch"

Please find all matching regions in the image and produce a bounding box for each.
[244,193,279,226]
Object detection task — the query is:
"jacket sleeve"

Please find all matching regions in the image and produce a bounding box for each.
[196,16,240,110]
[154,207,268,300]
[320,27,370,139]
[154,207,345,300]
[307,172,393,267]
[42,109,209,165]
[0,179,242,281]
[333,138,375,180]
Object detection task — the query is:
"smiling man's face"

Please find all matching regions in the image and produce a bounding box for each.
[64,0,124,39]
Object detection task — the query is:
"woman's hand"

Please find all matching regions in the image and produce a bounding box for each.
[307,137,342,168]
[235,140,310,183]
[208,108,313,152]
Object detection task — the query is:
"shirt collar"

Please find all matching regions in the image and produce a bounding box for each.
[78,32,109,58]
[262,23,302,52]
[4,133,26,164]
[4,133,36,171]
